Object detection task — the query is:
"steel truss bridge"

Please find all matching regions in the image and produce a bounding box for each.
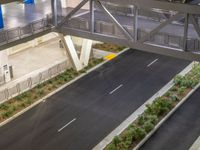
[0,0,200,61]
[52,0,200,61]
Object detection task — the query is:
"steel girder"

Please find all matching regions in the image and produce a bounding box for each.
[55,0,200,61]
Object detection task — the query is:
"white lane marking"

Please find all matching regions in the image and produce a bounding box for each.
[58,118,76,133]
[109,84,123,95]
[147,58,159,67]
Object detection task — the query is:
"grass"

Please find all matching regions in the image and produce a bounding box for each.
[0,58,103,123]
[93,43,126,53]
[105,63,200,150]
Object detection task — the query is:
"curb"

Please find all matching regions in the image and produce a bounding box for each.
[189,136,200,150]
[0,48,130,128]
[93,62,195,150]
[134,83,200,150]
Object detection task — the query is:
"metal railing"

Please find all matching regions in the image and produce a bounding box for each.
[0,75,5,85]
[0,60,69,104]
[0,15,53,46]
[66,16,200,51]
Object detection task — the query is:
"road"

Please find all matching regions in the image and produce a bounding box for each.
[140,87,200,150]
[0,50,189,150]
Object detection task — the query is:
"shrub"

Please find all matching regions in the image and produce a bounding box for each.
[143,121,154,133]
[137,115,146,126]
[106,143,116,150]
[177,86,186,95]
[174,75,198,88]
[25,99,32,105]
[113,136,121,146]
[37,89,44,97]
[132,127,146,141]
[0,104,10,110]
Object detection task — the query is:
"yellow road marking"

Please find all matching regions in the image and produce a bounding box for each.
[104,53,117,61]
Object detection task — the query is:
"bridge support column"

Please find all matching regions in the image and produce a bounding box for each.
[59,34,92,71]
[80,39,93,67]
[0,5,4,29]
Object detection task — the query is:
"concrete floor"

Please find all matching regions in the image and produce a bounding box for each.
[2,0,52,29]
[9,38,67,79]
[0,36,67,91]
[1,0,70,29]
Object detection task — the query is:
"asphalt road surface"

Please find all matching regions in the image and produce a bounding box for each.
[0,50,190,150]
[140,87,200,150]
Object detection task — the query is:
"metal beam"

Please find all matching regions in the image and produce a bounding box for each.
[190,14,200,39]
[139,13,181,43]
[98,0,200,14]
[95,0,133,41]
[133,5,138,42]
[90,0,95,33]
[183,13,189,51]
[59,0,89,26]
[51,0,58,26]
[58,27,200,61]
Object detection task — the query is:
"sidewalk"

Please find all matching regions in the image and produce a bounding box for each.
[0,37,68,91]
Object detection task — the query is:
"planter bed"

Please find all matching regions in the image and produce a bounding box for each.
[105,63,200,150]
[93,43,126,53]
[0,58,103,123]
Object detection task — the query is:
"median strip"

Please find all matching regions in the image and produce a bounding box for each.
[98,62,200,150]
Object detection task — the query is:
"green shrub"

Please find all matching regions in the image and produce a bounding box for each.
[171,86,178,92]
[143,121,154,133]
[177,86,186,95]
[106,143,116,150]
[174,75,198,88]
[137,115,146,126]
[146,97,173,116]
[132,127,146,141]
[170,94,179,102]
[37,89,44,97]
[113,136,121,146]
[25,99,32,105]
[0,104,10,110]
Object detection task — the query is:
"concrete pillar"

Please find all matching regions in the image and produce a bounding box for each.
[0,5,4,29]
[24,0,34,4]
[0,50,11,82]
[60,35,83,71]
[59,34,93,71]
[80,39,92,66]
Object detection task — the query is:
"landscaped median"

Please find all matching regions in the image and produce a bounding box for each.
[105,63,200,150]
[93,43,126,53]
[0,58,103,124]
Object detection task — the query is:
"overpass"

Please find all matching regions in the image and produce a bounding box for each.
[0,0,200,70]
[53,0,200,62]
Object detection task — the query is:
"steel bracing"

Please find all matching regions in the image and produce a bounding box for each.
[57,1,200,60]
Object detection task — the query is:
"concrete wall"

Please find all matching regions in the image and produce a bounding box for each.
[6,32,59,56]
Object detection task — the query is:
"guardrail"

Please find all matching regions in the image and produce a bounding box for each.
[0,75,5,85]
[0,60,68,104]
[0,15,53,46]
[66,16,200,51]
